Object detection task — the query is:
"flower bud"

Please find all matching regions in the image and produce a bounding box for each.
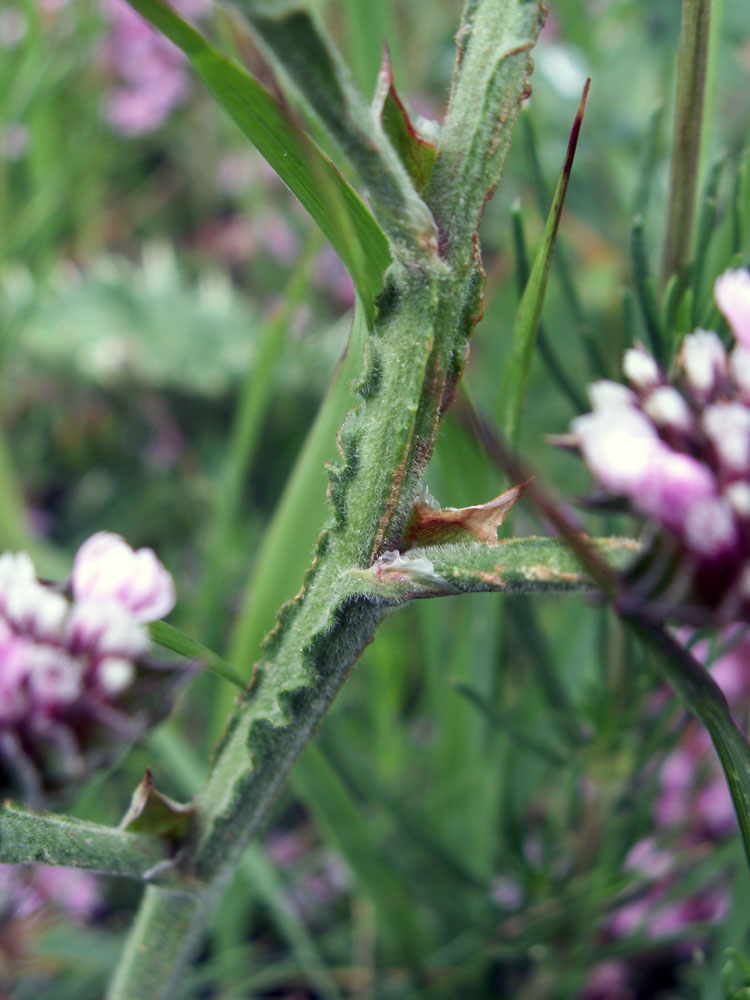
[702,401,750,474]
[623,344,661,392]
[715,268,750,348]
[72,532,175,623]
[680,331,728,399]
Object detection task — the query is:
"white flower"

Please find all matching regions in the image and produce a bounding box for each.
[715,269,750,348]
[72,532,175,622]
[680,331,728,396]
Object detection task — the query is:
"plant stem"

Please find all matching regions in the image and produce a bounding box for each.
[0,804,170,878]
[661,0,713,290]
[107,3,546,994]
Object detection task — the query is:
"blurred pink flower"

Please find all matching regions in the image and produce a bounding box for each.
[571,268,750,622]
[0,6,26,48]
[0,863,99,923]
[582,960,634,1000]
[0,534,180,801]
[716,269,750,349]
[72,532,175,623]
[99,0,208,135]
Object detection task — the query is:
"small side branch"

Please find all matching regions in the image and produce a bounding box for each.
[0,802,172,880]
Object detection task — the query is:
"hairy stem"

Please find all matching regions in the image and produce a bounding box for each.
[0,804,170,879]
[107,2,546,995]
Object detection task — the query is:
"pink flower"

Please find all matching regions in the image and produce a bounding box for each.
[680,331,728,399]
[715,269,750,348]
[99,0,198,136]
[569,269,750,621]
[583,961,634,1000]
[72,532,175,622]
[0,864,98,922]
[571,405,662,497]
[638,451,718,538]
[0,534,183,802]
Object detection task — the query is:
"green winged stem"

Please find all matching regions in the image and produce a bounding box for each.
[108,2,548,995]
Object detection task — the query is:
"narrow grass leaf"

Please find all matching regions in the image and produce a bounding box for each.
[623,614,750,869]
[510,202,587,413]
[345,0,395,95]
[631,213,664,363]
[453,682,570,766]
[148,620,247,691]
[691,154,726,325]
[125,0,390,324]
[292,743,425,964]
[499,80,590,443]
[521,110,587,329]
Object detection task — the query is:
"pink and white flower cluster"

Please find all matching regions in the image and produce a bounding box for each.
[99,0,210,136]
[0,532,175,801]
[572,268,750,620]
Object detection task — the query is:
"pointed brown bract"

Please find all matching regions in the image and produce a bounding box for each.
[373,45,438,194]
[403,479,532,549]
[120,768,194,843]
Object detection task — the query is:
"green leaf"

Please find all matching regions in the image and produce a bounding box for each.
[149,620,247,691]
[372,48,437,195]
[124,0,390,324]
[234,2,437,259]
[630,213,664,363]
[499,80,590,443]
[623,615,750,869]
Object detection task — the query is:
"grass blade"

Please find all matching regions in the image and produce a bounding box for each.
[499,79,590,444]
[623,614,750,868]
[149,621,246,691]
[125,0,390,324]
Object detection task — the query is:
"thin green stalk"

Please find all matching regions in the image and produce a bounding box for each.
[623,613,750,867]
[499,80,590,444]
[661,0,713,289]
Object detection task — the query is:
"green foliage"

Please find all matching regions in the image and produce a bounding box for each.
[125,0,391,324]
[2,0,750,997]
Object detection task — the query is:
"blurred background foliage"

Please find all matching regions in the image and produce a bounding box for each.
[1,0,750,997]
